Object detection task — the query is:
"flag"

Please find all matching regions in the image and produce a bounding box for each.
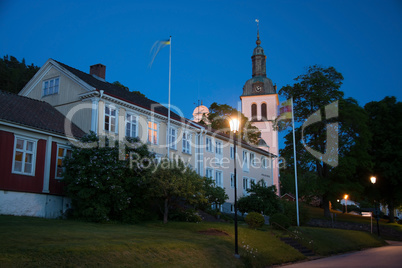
[279,99,292,119]
[149,39,171,68]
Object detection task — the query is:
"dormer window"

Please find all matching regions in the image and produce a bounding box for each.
[42,77,59,96]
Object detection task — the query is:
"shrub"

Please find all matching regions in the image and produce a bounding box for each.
[270,213,291,229]
[245,212,265,229]
[281,201,311,226]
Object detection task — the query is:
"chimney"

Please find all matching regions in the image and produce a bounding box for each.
[90,63,106,80]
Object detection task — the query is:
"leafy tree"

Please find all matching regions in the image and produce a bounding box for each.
[202,177,229,214]
[237,180,281,216]
[0,55,39,93]
[280,169,320,204]
[207,102,261,144]
[63,132,154,223]
[365,96,402,222]
[113,80,146,97]
[147,159,207,223]
[279,65,371,218]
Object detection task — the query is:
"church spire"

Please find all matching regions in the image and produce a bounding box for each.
[256,19,261,46]
[252,19,266,77]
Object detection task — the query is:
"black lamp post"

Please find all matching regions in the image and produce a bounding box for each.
[230,118,240,258]
[370,176,380,236]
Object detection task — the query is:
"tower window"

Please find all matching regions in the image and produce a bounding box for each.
[251,104,257,120]
[261,103,267,120]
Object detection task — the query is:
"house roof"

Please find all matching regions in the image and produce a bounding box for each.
[0,90,85,138]
[54,60,185,123]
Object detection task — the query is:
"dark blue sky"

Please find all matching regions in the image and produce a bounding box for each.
[1,0,401,146]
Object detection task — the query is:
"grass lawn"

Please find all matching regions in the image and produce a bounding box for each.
[0,216,304,268]
[0,215,388,267]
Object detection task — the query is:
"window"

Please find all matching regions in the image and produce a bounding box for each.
[243,177,249,191]
[168,127,177,150]
[230,146,234,159]
[56,145,72,179]
[230,173,235,188]
[105,105,117,132]
[250,178,256,187]
[215,141,222,155]
[148,121,158,144]
[206,168,213,179]
[251,103,257,119]
[243,150,249,172]
[261,103,267,120]
[206,137,213,152]
[42,77,59,96]
[182,132,191,154]
[12,136,37,176]
[262,157,268,169]
[250,152,255,167]
[126,113,137,138]
[215,170,223,187]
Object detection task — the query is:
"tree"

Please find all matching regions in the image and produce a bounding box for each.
[63,132,154,223]
[365,96,402,222]
[202,177,229,215]
[112,81,146,97]
[147,159,207,224]
[207,102,261,144]
[237,180,281,216]
[279,65,371,218]
[0,55,39,94]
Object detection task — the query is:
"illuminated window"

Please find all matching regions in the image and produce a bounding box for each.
[12,136,37,176]
[148,121,158,144]
[56,145,72,179]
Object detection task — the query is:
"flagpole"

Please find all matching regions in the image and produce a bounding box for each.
[291,97,300,226]
[167,36,172,159]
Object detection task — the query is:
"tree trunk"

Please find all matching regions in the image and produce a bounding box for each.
[388,201,395,223]
[163,198,169,224]
[323,194,331,218]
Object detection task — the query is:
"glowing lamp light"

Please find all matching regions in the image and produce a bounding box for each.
[229,118,240,133]
[370,176,376,184]
[344,194,349,200]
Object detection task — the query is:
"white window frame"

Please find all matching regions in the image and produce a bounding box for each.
[182,131,192,154]
[55,145,72,179]
[262,156,268,169]
[230,145,234,159]
[104,104,117,133]
[250,178,256,188]
[12,135,37,176]
[147,120,159,145]
[168,127,177,150]
[42,77,59,97]
[215,140,223,155]
[125,112,138,138]
[215,170,223,187]
[206,137,213,152]
[230,173,235,188]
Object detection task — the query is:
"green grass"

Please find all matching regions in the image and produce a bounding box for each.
[0,216,304,267]
[296,227,386,255]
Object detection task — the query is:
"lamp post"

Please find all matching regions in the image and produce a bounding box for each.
[344,194,349,214]
[229,118,240,258]
[370,176,380,236]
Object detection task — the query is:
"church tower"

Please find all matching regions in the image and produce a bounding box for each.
[240,29,279,191]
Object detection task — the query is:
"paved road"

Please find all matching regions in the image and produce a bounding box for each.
[281,241,402,268]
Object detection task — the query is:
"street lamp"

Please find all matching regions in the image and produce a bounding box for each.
[229,117,240,258]
[370,176,380,236]
[344,194,349,214]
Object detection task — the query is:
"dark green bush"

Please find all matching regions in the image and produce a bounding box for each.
[270,213,291,229]
[245,212,265,229]
[281,201,311,226]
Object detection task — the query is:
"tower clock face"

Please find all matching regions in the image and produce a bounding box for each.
[253,83,263,93]
[256,85,262,92]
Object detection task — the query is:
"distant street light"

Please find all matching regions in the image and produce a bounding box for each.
[371,176,380,236]
[344,194,349,214]
[229,117,240,258]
